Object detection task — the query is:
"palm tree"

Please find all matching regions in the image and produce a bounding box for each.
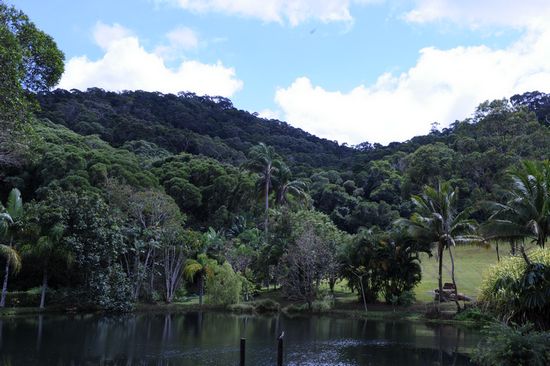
[396,182,479,310]
[246,143,283,243]
[0,188,23,308]
[482,160,550,263]
[274,165,310,208]
[183,253,216,306]
[21,223,71,308]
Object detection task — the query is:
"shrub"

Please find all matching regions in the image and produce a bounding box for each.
[252,298,280,313]
[473,323,550,366]
[478,248,550,328]
[453,306,495,324]
[206,262,242,306]
[310,296,333,313]
[228,303,256,313]
[4,291,41,307]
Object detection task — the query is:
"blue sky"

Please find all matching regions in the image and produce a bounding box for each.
[12,0,550,145]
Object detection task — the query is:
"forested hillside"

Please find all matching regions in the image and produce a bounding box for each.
[35,89,355,170]
[33,89,550,233]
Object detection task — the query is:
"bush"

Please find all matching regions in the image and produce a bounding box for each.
[89,264,134,312]
[228,303,256,313]
[310,296,333,313]
[206,262,242,306]
[252,298,280,313]
[473,323,550,366]
[478,248,550,328]
[4,291,41,307]
[454,306,495,324]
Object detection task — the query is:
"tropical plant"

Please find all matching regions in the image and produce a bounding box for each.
[183,253,217,305]
[396,181,480,310]
[0,188,23,307]
[21,222,71,308]
[246,143,283,243]
[478,247,550,329]
[274,164,310,208]
[473,322,550,366]
[482,160,550,263]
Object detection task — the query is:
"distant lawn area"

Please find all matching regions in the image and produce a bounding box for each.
[414,245,499,303]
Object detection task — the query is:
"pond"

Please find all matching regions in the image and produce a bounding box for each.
[0,311,481,365]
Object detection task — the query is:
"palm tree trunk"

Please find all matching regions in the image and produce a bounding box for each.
[264,171,270,244]
[0,259,10,308]
[199,273,204,306]
[447,246,461,312]
[40,268,48,309]
[437,243,443,309]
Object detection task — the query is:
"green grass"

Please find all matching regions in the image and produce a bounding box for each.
[414,245,499,303]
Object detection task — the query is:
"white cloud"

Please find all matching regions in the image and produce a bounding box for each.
[258,108,281,120]
[93,22,133,49]
[405,0,550,29]
[59,23,242,97]
[165,0,381,26]
[166,26,199,50]
[275,26,550,145]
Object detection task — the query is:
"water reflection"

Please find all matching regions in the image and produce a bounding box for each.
[0,312,480,365]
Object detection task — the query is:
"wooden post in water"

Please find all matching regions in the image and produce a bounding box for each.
[240,338,246,366]
[277,331,284,366]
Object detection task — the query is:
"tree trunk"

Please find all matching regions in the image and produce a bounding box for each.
[437,243,443,309]
[40,268,48,309]
[447,246,461,312]
[359,276,368,314]
[264,170,270,245]
[199,273,204,306]
[0,259,10,308]
[496,242,500,262]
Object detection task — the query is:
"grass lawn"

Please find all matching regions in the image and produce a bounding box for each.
[414,245,498,303]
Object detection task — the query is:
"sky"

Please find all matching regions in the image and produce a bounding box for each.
[12,0,550,145]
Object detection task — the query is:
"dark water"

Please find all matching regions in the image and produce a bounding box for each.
[0,312,481,365]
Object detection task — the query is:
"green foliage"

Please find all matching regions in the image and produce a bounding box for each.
[89,264,134,312]
[0,3,64,167]
[473,323,550,366]
[251,298,280,313]
[340,228,427,304]
[478,247,550,328]
[206,261,242,306]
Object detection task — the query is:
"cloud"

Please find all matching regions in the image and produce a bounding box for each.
[166,26,199,50]
[405,0,550,28]
[258,108,281,120]
[164,0,381,26]
[59,23,242,97]
[274,26,550,145]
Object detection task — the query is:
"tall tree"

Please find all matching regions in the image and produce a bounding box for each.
[0,3,64,166]
[246,143,283,243]
[396,182,479,310]
[0,188,23,307]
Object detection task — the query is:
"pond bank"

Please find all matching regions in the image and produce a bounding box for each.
[0,301,484,328]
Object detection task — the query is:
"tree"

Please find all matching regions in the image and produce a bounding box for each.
[0,188,23,307]
[21,195,74,309]
[396,181,479,310]
[482,160,550,263]
[206,261,242,306]
[183,253,216,306]
[274,165,310,208]
[161,231,187,303]
[247,143,283,243]
[0,3,64,167]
